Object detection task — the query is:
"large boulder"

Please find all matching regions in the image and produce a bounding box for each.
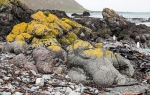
[102,8,130,34]
[32,47,67,73]
[67,40,134,87]
[0,0,33,40]
[10,53,38,72]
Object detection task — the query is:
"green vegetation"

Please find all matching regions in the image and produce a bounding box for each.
[20,0,87,12]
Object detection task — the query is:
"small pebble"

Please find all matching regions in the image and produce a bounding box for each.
[36,78,44,86]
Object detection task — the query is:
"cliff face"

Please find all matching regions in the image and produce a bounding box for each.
[20,0,87,12]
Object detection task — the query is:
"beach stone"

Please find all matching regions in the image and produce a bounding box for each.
[24,62,38,73]
[14,92,23,95]
[42,75,51,80]
[1,92,11,95]
[33,47,55,73]
[4,41,28,54]
[31,86,39,91]
[10,53,28,67]
[67,67,87,83]
[33,47,67,73]
[36,78,44,86]
[67,40,134,87]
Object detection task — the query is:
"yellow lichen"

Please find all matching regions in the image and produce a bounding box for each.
[15,34,24,41]
[11,22,27,35]
[22,33,32,39]
[68,40,93,51]
[67,32,78,44]
[71,28,81,34]
[48,23,63,36]
[62,18,82,28]
[32,24,51,37]
[57,21,72,32]
[7,33,16,42]
[104,49,115,58]
[48,45,61,51]
[46,14,59,23]
[32,37,60,48]
[60,37,70,45]
[51,29,59,36]
[84,48,103,58]
[31,11,47,22]
[95,43,103,48]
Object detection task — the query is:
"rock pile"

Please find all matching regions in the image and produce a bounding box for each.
[1,1,150,94]
[74,8,150,48]
[3,10,135,88]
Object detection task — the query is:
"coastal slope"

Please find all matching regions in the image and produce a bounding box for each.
[20,0,87,12]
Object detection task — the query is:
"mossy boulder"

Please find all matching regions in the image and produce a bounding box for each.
[67,40,134,87]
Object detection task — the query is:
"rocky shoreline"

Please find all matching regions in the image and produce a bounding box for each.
[0,0,150,95]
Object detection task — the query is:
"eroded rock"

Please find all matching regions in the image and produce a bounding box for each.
[67,40,134,87]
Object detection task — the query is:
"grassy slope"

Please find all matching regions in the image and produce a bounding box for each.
[20,0,87,12]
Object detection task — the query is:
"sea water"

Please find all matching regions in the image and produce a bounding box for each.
[67,12,150,26]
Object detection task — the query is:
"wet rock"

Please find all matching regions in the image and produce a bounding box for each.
[83,11,90,16]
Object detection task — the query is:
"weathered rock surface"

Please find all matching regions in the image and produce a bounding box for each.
[67,40,134,87]
[33,47,67,73]
[102,8,130,32]
[2,2,150,93]
[10,53,38,73]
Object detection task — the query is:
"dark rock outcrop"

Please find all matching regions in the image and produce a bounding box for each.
[38,9,70,19]
[83,11,90,16]
[102,8,130,34]
[71,11,90,18]
[0,1,34,41]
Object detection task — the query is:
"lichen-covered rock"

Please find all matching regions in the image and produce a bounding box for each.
[32,47,67,73]
[6,11,92,51]
[0,0,33,40]
[67,40,134,87]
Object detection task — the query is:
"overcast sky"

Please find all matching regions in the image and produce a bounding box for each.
[75,0,150,12]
